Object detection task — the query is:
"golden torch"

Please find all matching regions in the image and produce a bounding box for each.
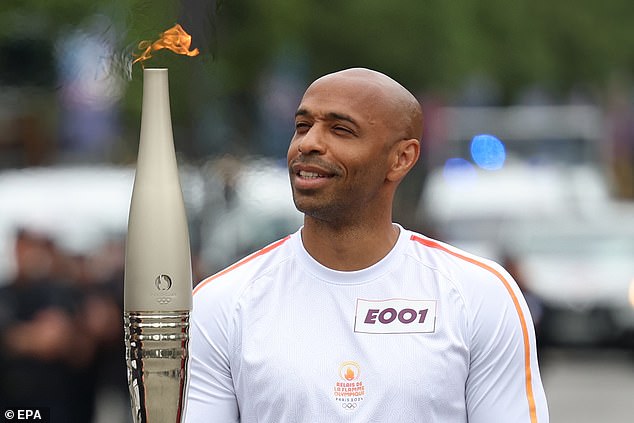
[125,25,198,423]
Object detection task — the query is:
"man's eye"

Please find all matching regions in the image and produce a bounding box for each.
[333,126,354,135]
[295,122,311,132]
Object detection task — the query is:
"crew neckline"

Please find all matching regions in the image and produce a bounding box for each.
[291,223,408,285]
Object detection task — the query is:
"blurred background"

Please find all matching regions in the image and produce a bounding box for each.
[0,0,633,422]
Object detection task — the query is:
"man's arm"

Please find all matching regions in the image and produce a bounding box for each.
[184,283,240,423]
[464,261,549,423]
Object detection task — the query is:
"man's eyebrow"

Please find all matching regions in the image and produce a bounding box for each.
[326,112,358,126]
[295,109,358,126]
[295,108,310,117]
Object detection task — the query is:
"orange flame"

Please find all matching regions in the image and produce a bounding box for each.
[133,23,200,65]
[344,367,355,381]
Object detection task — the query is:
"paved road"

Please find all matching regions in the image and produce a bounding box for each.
[539,348,634,423]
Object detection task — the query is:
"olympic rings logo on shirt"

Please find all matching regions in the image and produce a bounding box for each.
[342,403,357,410]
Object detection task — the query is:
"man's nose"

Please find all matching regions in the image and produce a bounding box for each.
[297,125,326,155]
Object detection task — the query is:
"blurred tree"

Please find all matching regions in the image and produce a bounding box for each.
[2,0,633,101]
[1,0,634,159]
[206,0,634,102]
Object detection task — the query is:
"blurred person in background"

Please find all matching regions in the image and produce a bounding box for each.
[0,228,85,421]
[0,227,127,422]
[185,68,549,422]
[71,237,130,423]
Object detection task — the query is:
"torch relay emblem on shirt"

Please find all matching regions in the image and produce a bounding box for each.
[333,361,365,411]
[354,298,437,334]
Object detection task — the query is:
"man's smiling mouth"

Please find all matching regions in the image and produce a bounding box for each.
[298,170,329,179]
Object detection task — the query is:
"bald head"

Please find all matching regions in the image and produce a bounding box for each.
[307,68,423,142]
[288,67,423,228]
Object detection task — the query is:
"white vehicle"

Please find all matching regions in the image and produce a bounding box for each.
[417,161,612,260]
[503,211,634,347]
[416,103,634,348]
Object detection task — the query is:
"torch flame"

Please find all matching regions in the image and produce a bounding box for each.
[133,23,200,65]
[344,367,355,381]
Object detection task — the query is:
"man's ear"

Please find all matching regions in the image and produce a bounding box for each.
[386,138,420,183]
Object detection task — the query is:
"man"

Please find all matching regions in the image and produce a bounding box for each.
[185,68,549,422]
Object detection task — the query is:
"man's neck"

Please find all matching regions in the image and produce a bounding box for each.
[300,218,400,271]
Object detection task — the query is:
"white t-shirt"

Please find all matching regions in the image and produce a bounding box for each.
[185,225,549,423]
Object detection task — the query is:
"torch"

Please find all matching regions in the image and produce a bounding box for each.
[124,67,192,423]
[124,24,199,423]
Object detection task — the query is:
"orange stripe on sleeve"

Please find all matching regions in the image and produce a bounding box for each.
[193,235,291,296]
[410,235,538,423]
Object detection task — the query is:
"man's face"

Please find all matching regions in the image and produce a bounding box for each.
[287,76,396,224]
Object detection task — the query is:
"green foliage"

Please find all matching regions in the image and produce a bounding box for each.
[2,0,634,158]
[209,0,634,98]
[3,0,634,96]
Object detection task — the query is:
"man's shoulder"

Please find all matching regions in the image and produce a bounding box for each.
[193,234,295,298]
[403,228,508,286]
[402,229,484,265]
[403,229,523,314]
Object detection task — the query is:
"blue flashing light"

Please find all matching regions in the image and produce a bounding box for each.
[470,134,506,170]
